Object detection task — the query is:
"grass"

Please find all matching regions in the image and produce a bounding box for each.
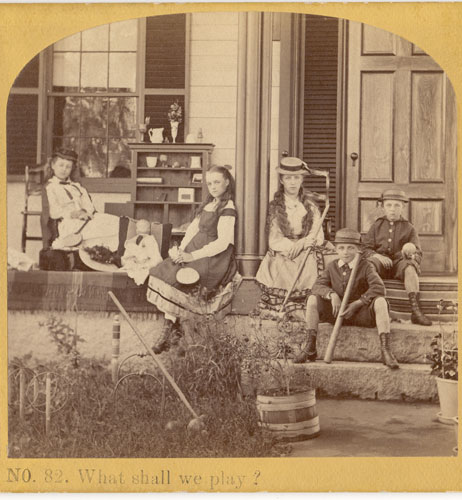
[8,355,289,458]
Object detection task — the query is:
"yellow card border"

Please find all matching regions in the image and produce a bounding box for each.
[1,2,461,492]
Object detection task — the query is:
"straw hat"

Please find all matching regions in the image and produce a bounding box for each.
[176,266,200,285]
[333,228,361,245]
[54,148,78,162]
[78,236,123,272]
[275,157,310,175]
[381,189,409,203]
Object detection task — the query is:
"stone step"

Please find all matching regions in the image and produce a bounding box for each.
[9,311,439,403]
[252,361,437,402]
[254,319,448,364]
[230,277,458,322]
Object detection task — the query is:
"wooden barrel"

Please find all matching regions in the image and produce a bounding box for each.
[256,389,320,441]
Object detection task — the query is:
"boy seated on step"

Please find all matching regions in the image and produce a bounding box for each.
[362,189,431,326]
[294,228,399,369]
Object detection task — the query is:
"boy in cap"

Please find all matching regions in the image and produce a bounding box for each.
[294,228,399,369]
[362,189,431,326]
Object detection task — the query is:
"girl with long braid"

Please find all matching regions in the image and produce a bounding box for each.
[256,157,329,318]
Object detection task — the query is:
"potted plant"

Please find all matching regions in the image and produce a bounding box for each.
[245,312,319,441]
[427,300,458,425]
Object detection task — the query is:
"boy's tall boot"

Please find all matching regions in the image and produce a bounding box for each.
[294,328,318,364]
[379,332,399,369]
[408,292,432,326]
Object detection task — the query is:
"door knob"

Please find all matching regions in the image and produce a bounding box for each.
[350,152,359,167]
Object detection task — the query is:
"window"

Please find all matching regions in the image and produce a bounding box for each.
[49,19,139,179]
[7,15,187,185]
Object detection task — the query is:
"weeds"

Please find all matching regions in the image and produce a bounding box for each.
[9,315,290,458]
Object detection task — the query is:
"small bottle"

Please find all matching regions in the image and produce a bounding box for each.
[197,128,203,143]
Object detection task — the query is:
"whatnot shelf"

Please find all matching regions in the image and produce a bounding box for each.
[129,142,214,228]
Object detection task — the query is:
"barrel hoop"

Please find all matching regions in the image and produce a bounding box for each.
[261,416,320,432]
[256,395,316,411]
[256,390,316,405]
[257,406,318,423]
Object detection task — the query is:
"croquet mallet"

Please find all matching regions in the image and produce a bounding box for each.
[108,291,205,429]
[323,253,361,363]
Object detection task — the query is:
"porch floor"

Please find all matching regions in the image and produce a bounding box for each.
[290,398,457,457]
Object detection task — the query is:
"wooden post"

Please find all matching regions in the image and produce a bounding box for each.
[111,315,121,384]
[19,368,25,421]
[235,12,272,276]
[45,373,51,436]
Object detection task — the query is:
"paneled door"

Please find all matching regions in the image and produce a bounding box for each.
[344,21,457,274]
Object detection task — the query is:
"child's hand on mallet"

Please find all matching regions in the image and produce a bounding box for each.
[287,239,305,260]
[303,235,315,250]
[402,242,417,259]
[341,299,363,319]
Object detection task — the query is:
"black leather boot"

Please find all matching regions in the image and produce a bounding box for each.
[293,329,317,364]
[152,319,175,354]
[170,321,185,347]
[408,292,432,326]
[379,332,399,369]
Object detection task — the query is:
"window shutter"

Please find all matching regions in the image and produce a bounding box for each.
[12,55,39,88]
[8,56,40,175]
[145,14,186,89]
[303,15,339,232]
[7,94,38,175]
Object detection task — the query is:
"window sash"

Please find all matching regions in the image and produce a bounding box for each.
[43,15,189,191]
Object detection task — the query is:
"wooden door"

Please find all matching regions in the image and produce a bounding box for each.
[345,22,457,274]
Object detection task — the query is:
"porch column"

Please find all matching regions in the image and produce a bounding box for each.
[235,12,272,276]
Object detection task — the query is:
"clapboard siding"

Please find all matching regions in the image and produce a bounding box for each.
[145,14,186,89]
[303,15,339,234]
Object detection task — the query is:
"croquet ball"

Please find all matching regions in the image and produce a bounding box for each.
[187,418,206,432]
[165,420,182,431]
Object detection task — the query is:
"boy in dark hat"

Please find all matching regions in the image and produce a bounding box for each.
[362,189,431,326]
[294,228,399,369]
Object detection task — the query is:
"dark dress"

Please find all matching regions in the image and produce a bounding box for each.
[146,203,239,320]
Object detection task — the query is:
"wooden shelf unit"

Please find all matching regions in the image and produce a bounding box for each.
[128,143,214,231]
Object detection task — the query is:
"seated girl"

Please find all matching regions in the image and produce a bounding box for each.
[45,148,120,251]
[256,156,332,319]
[147,165,238,354]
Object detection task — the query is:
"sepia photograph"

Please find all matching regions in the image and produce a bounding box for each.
[2,3,460,489]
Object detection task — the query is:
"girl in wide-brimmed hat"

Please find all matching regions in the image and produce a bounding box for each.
[256,156,333,319]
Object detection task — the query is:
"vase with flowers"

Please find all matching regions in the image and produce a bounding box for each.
[168,100,182,143]
[426,300,458,425]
